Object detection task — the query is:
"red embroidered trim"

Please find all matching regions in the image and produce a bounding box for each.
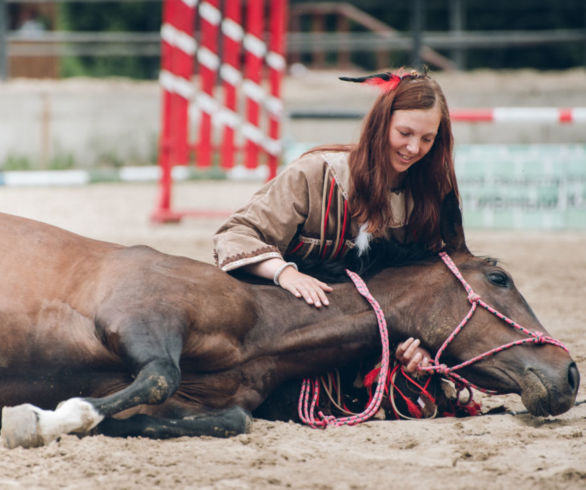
[332,199,348,259]
[321,177,336,259]
[289,240,304,255]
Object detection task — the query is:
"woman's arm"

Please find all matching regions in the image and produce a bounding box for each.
[214,157,317,272]
[215,154,334,308]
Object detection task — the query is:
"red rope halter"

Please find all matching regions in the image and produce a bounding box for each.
[298,251,570,428]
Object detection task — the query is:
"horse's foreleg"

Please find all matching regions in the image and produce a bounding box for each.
[1,359,182,449]
[1,398,103,449]
[1,319,184,449]
[86,357,182,416]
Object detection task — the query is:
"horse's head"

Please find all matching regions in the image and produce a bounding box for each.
[420,251,580,416]
[411,192,580,416]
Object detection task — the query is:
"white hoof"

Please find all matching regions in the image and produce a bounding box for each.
[1,404,46,449]
[1,398,103,449]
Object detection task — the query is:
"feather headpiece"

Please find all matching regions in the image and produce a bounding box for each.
[339,69,424,92]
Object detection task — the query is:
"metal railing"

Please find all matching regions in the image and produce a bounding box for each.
[286,30,586,53]
[1,0,586,80]
[5,29,585,57]
[6,31,162,56]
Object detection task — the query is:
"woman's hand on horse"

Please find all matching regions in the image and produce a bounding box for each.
[278,267,333,308]
[244,258,333,308]
[396,337,431,375]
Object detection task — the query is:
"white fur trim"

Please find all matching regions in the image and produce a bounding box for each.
[354,223,372,257]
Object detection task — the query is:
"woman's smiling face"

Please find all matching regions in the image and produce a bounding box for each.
[388,105,442,174]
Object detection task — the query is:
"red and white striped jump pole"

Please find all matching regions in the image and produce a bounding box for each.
[155,0,197,222]
[242,0,264,171]
[450,108,586,123]
[266,0,287,179]
[220,0,242,170]
[153,0,289,223]
[196,0,220,169]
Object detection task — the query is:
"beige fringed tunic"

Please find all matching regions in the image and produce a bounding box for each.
[213,151,412,272]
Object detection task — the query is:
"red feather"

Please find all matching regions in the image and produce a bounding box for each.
[363,74,401,92]
[339,72,402,92]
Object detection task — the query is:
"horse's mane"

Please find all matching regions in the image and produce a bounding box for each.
[299,238,438,283]
[229,238,437,285]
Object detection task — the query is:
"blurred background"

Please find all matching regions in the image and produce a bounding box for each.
[0,0,585,229]
[3,0,585,78]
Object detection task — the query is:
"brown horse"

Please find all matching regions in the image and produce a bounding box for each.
[0,195,579,448]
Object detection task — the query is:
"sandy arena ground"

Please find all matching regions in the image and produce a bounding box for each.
[0,180,584,489]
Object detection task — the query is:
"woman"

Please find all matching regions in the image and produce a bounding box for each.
[213,69,459,374]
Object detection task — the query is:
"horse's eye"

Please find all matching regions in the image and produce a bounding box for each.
[487,271,509,288]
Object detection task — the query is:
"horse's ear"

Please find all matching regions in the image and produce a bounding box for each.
[440,190,469,254]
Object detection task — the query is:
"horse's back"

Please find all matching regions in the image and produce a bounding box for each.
[0,212,121,298]
[0,211,119,252]
[0,212,260,370]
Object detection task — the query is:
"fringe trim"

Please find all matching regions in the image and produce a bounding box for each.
[218,246,281,271]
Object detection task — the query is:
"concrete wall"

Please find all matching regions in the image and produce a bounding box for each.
[0,79,160,169]
[1,69,585,170]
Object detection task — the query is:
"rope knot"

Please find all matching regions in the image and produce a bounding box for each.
[436,364,451,375]
[533,331,547,343]
[321,414,337,426]
[467,292,480,303]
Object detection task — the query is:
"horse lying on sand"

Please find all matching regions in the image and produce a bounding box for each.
[0,195,579,448]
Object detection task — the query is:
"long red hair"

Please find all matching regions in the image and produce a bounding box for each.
[304,73,458,251]
[352,75,458,250]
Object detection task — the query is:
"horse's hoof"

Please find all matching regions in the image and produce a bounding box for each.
[237,407,253,434]
[227,406,253,436]
[1,404,45,449]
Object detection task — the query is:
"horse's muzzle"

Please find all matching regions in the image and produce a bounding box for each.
[521,360,580,416]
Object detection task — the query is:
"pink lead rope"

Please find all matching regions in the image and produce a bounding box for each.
[298,252,570,428]
[298,269,391,428]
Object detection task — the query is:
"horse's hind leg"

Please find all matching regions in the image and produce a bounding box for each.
[1,315,185,448]
[96,406,252,439]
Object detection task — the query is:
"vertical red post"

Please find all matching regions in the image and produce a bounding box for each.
[155,0,175,217]
[220,0,242,170]
[243,0,264,170]
[266,0,287,179]
[197,0,221,168]
[153,0,196,222]
[172,0,197,166]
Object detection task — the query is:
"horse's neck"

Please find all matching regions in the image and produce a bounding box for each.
[248,283,380,372]
[366,253,473,351]
[251,253,470,377]
[251,253,455,349]
[349,261,449,346]
[250,274,414,380]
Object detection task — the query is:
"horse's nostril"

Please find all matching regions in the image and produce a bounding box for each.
[568,362,580,394]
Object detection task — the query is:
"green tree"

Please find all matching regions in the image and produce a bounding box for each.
[59,1,162,78]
